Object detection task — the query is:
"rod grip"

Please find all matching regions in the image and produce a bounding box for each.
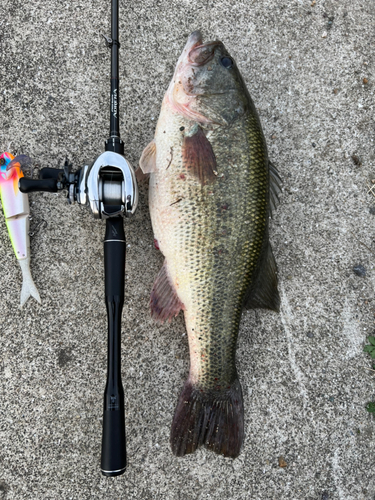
[104,217,126,298]
[101,217,126,477]
[101,390,126,476]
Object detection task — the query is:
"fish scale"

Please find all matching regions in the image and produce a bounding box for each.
[141,31,280,458]
[151,112,268,389]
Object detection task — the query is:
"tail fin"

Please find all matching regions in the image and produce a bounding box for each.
[170,378,244,458]
[19,258,41,307]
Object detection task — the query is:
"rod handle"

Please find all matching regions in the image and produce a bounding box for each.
[104,217,125,297]
[101,217,126,477]
[101,400,126,476]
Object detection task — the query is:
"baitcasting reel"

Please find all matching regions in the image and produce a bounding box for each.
[19,150,138,219]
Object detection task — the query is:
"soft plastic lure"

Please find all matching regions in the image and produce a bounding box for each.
[0,152,40,306]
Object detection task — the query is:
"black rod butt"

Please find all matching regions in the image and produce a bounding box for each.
[101,407,126,476]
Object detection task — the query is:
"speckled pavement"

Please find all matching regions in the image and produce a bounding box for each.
[1,1,374,499]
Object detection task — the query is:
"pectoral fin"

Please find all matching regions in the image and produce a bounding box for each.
[182,126,217,186]
[244,241,280,312]
[139,140,157,173]
[136,139,157,182]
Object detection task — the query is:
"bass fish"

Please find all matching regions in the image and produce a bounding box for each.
[0,152,41,306]
[138,31,281,458]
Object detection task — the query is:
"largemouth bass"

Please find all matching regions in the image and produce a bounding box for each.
[0,152,41,306]
[138,31,281,458]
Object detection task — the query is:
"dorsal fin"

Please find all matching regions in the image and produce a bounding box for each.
[269,160,282,216]
[244,241,280,312]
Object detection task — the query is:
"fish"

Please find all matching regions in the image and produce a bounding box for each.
[138,31,282,458]
[0,152,41,306]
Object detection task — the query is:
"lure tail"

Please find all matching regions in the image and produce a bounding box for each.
[0,152,41,306]
[170,378,244,458]
[19,257,41,307]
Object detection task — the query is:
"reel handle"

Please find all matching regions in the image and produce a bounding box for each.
[19,168,65,193]
[19,177,58,193]
[39,167,64,180]
[101,216,127,476]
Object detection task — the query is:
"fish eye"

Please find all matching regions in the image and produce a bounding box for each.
[220,56,234,69]
[0,158,5,166]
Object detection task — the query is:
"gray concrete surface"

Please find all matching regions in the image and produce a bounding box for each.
[1,0,374,499]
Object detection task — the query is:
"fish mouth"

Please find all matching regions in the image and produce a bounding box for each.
[166,31,226,125]
[185,31,222,66]
[186,30,204,49]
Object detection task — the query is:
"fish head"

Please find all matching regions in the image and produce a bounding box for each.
[167,31,248,126]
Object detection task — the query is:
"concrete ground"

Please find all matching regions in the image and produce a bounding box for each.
[1,0,374,498]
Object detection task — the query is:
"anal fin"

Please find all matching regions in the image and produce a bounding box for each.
[244,241,280,312]
[150,260,185,322]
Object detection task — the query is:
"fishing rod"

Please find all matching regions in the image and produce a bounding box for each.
[18,0,137,477]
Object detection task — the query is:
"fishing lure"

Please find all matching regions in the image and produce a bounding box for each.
[0,152,40,306]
